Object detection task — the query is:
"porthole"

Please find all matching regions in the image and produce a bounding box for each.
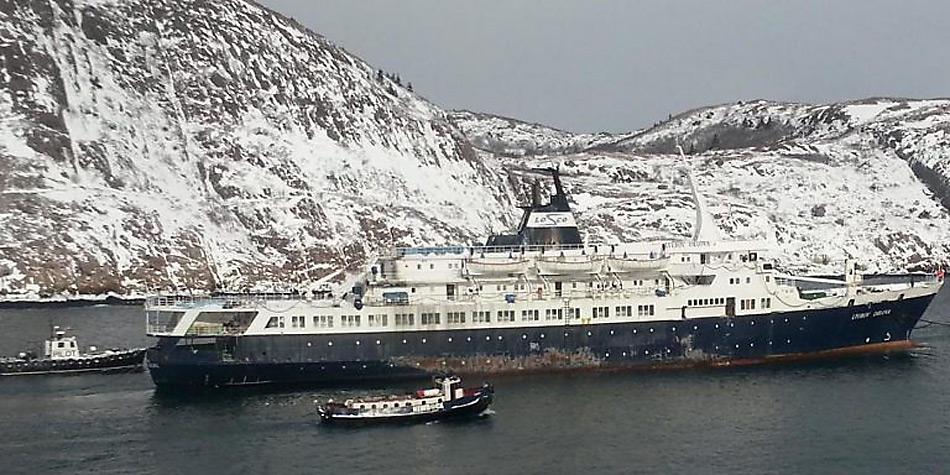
[376,340,381,345]
[633,329,638,334]
[486,336,491,341]
[466,337,472,342]
[750,321,755,326]
[649,328,654,333]
[522,334,527,339]
[422,338,427,343]
[671,327,676,332]
[715,324,719,329]
[540,333,545,339]
[306,342,312,347]
[448,337,453,342]
[865,337,871,343]
[644,350,650,355]
[587,331,592,337]
[497,335,503,340]
[605,352,610,358]
[402,339,407,344]
[564,332,569,337]
[610,330,614,335]
[356,340,361,345]
[693,325,698,331]
[328,341,333,346]
[786,339,791,344]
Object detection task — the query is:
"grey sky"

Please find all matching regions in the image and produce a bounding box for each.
[260,0,950,132]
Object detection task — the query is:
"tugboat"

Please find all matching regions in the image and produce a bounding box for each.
[318,376,494,425]
[0,326,146,376]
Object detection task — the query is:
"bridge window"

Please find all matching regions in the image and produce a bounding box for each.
[265,316,284,329]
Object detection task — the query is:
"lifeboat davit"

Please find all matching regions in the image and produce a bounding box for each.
[466,258,531,275]
[605,257,669,273]
[535,257,604,275]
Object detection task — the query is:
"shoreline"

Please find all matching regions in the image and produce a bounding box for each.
[0,295,145,309]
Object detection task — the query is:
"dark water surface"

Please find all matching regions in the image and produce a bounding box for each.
[2,292,950,475]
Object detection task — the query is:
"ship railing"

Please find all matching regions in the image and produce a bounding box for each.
[145,293,313,310]
[390,243,671,259]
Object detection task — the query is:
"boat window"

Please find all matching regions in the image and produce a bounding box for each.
[264,316,284,329]
[474,311,491,323]
[497,310,515,322]
[395,313,415,326]
[637,305,655,317]
[521,309,539,321]
[615,306,632,318]
[746,277,751,284]
[421,313,441,325]
[57,342,65,348]
[447,312,466,324]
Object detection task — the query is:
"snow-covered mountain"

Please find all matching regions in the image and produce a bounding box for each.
[0,0,516,297]
[447,110,622,157]
[1,0,948,299]
[459,98,950,275]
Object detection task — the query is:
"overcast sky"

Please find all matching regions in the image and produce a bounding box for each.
[260,0,950,132]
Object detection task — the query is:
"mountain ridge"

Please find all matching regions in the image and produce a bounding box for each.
[2,0,949,299]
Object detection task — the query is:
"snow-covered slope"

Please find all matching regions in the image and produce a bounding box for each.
[474,98,950,275]
[447,110,621,157]
[0,0,516,297]
[1,0,948,299]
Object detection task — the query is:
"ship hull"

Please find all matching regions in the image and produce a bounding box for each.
[147,294,933,388]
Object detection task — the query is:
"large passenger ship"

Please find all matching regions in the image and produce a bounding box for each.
[145,169,942,388]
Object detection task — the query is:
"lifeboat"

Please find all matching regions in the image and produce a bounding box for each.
[605,256,669,273]
[536,257,604,275]
[465,258,530,275]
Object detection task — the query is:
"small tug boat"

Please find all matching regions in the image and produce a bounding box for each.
[0,326,146,376]
[318,376,494,425]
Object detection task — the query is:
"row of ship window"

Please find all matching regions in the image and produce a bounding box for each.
[686,298,773,310]
[740,298,772,310]
[264,305,658,329]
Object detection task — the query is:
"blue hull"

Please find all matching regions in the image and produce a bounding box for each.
[147,294,933,388]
